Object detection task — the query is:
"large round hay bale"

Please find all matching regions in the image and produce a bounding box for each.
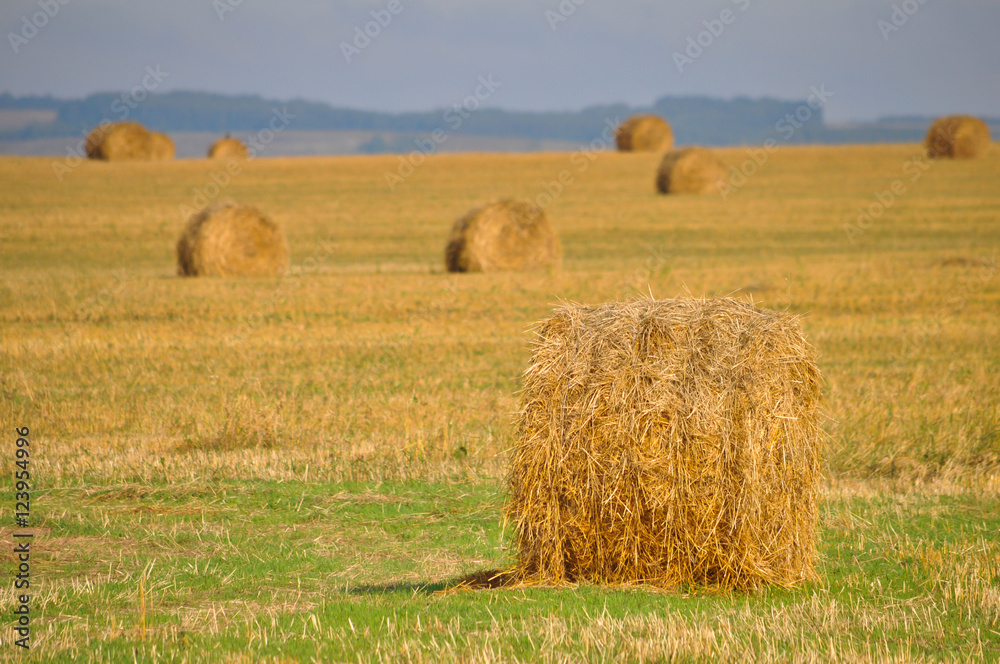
[615,115,674,152]
[508,297,824,590]
[925,115,991,159]
[208,136,249,160]
[445,199,561,273]
[148,132,175,160]
[177,203,289,278]
[655,147,726,194]
[84,122,153,161]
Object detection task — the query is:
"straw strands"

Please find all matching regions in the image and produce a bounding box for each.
[507,297,824,590]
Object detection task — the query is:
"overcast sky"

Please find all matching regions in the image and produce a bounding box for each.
[1,0,997,122]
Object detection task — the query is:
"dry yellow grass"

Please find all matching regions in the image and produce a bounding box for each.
[1,144,998,486]
[0,146,1000,486]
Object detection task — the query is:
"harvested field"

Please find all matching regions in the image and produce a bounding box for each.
[1,143,998,662]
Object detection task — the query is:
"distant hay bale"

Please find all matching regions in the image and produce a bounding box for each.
[507,297,824,590]
[208,136,249,160]
[656,147,726,194]
[84,122,154,161]
[925,116,991,159]
[615,115,674,152]
[148,132,175,160]
[445,199,561,273]
[177,202,289,278]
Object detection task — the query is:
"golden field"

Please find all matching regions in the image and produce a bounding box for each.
[0,143,998,662]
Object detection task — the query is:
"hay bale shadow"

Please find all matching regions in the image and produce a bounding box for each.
[346,580,450,596]
[444,568,521,592]
[936,256,996,268]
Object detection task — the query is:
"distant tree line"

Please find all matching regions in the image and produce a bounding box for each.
[1,90,995,148]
